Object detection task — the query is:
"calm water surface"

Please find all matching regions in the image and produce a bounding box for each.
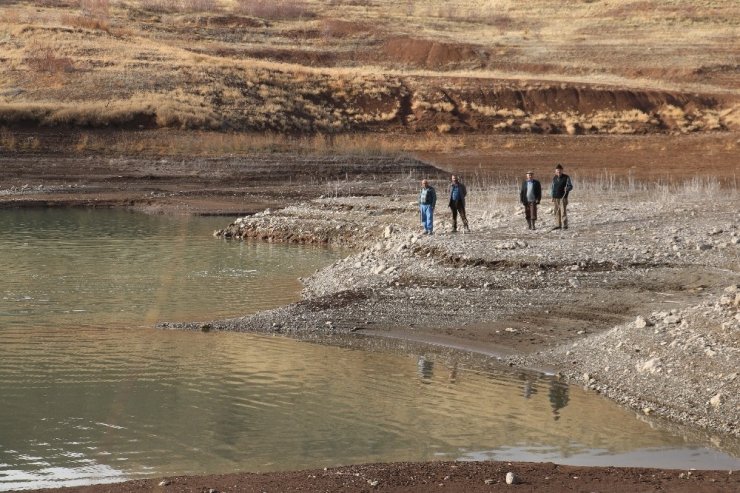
[0,209,738,491]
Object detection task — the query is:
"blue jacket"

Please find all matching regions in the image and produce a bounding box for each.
[448,182,467,207]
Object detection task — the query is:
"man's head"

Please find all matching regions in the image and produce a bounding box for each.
[451,175,458,183]
[555,164,563,176]
[526,171,534,179]
[421,179,429,188]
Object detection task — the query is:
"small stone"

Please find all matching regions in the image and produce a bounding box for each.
[158,480,171,486]
[484,479,495,485]
[367,479,379,487]
[709,393,723,408]
[637,357,662,374]
[696,243,713,251]
[643,407,654,415]
[635,316,648,328]
[505,472,518,485]
[663,315,681,324]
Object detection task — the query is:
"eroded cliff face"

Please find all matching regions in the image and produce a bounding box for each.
[1,68,735,135]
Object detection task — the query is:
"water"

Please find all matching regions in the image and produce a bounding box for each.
[0,209,738,491]
[0,209,339,329]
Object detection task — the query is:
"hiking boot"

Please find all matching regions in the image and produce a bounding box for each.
[551,226,561,230]
[531,221,536,230]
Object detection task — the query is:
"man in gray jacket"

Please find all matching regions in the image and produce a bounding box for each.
[520,171,541,230]
[419,179,437,235]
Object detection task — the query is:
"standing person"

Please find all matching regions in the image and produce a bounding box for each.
[550,163,573,230]
[418,179,437,235]
[519,171,541,230]
[448,175,470,233]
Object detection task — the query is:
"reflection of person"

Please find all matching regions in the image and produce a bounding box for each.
[548,379,570,421]
[417,356,434,380]
[418,179,437,235]
[550,164,573,230]
[519,171,541,230]
[448,175,470,233]
[522,380,536,399]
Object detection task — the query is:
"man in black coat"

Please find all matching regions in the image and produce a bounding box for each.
[520,171,542,230]
[448,175,470,233]
[550,163,574,230]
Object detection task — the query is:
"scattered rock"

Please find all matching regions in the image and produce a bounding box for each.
[505,472,518,485]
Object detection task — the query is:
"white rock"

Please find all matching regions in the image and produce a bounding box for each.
[663,315,681,324]
[709,393,723,408]
[637,357,662,374]
[505,472,517,485]
[719,295,733,306]
[724,284,737,293]
[635,316,648,328]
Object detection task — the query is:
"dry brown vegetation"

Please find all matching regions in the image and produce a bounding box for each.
[0,0,737,137]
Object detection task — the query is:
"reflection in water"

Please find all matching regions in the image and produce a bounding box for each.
[548,380,570,421]
[417,356,434,381]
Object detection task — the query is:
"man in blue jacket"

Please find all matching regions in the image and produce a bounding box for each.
[419,179,437,235]
[520,171,541,230]
[550,164,573,230]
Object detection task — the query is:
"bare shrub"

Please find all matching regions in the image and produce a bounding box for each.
[0,127,16,151]
[181,0,222,13]
[61,14,110,31]
[3,9,22,24]
[24,45,75,74]
[35,0,81,7]
[139,0,180,13]
[80,0,109,19]
[234,0,315,21]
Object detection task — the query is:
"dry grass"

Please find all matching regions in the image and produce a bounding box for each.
[0,0,737,135]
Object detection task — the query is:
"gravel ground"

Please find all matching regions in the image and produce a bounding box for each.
[162,185,740,442]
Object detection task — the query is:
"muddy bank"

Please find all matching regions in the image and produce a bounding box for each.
[29,460,740,493]
[166,187,740,441]
[0,152,443,215]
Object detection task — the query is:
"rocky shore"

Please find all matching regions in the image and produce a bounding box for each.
[160,183,740,444]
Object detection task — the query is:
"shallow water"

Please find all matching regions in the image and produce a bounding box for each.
[0,210,738,491]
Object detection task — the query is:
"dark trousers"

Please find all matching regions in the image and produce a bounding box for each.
[450,200,468,230]
[524,202,538,221]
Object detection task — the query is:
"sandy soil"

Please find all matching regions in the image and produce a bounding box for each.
[3,135,739,492]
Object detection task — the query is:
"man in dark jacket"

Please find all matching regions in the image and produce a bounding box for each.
[520,171,541,230]
[448,175,470,233]
[418,179,437,234]
[550,163,573,230]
